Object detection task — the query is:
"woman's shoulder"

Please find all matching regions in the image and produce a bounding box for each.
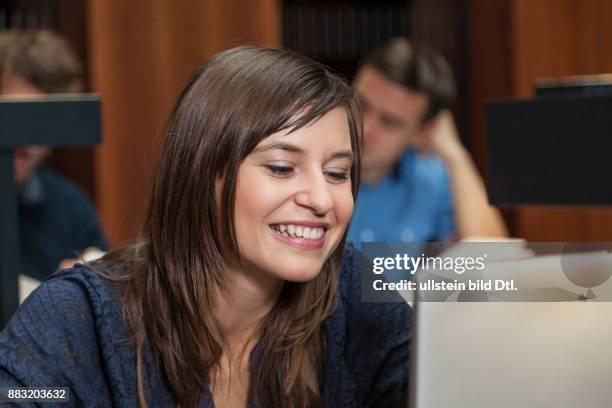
[1,263,128,361]
[12,264,114,324]
[0,264,135,405]
[338,243,412,329]
[331,243,411,406]
[24,263,125,326]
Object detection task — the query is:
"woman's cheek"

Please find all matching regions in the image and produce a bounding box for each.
[335,187,355,229]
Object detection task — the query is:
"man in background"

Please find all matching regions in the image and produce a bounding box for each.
[0,30,106,281]
[348,38,507,246]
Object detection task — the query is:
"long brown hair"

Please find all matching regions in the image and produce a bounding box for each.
[100,47,361,407]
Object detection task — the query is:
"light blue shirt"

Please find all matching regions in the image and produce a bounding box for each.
[347,148,455,248]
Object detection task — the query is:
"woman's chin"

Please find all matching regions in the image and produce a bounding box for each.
[269,261,325,283]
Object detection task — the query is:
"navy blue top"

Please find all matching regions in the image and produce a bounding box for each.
[19,168,108,280]
[0,245,410,407]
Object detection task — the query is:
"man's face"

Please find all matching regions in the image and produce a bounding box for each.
[1,74,51,185]
[353,65,430,176]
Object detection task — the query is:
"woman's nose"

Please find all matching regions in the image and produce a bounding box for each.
[294,172,334,215]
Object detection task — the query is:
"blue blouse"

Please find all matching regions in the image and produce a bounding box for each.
[0,244,410,407]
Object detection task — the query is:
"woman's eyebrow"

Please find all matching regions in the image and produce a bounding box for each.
[253,142,353,160]
[253,142,302,154]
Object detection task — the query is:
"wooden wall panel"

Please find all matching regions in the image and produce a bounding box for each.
[87,0,280,246]
[466,0,518,235]
[509,0,612,241]
[512,0,612,97]
[467,0,612,241]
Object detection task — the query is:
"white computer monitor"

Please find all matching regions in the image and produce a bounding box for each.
[410,251,612,408]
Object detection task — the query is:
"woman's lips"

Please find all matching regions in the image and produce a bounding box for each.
[269,226,326,250]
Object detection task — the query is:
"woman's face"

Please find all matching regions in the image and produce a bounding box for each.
[232,106,355,282]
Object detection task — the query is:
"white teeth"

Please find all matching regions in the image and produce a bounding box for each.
[271,224,326,240]
[303,227,312,239]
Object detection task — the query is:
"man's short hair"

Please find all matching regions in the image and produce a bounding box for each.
[361,38,456,123]
[0,30,82,93]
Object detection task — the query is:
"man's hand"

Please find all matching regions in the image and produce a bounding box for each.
[421,110,508,239]
[429,110,468,164]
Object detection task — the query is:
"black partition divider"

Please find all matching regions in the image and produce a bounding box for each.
[485,94,612,206]
[0,95,101,328]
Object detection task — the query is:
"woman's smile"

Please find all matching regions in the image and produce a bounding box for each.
[268,221,330,250]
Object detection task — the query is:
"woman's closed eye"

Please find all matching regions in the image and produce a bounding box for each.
[264,164,350,183]
[324,169,350,183]
[264,164,294,177]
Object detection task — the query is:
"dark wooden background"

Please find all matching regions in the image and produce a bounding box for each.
[2,0,611,245]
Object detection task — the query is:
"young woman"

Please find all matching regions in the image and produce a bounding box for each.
[0,47,410,407]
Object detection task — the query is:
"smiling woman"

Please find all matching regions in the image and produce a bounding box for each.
[0,47,410,408]
[234,107,355,282]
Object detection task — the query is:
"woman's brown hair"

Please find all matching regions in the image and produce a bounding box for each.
[101,46,361,407]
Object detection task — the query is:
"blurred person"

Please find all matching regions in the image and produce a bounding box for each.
[0,47,409,407]
[348,38,507,246]
[0,30,107,280]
